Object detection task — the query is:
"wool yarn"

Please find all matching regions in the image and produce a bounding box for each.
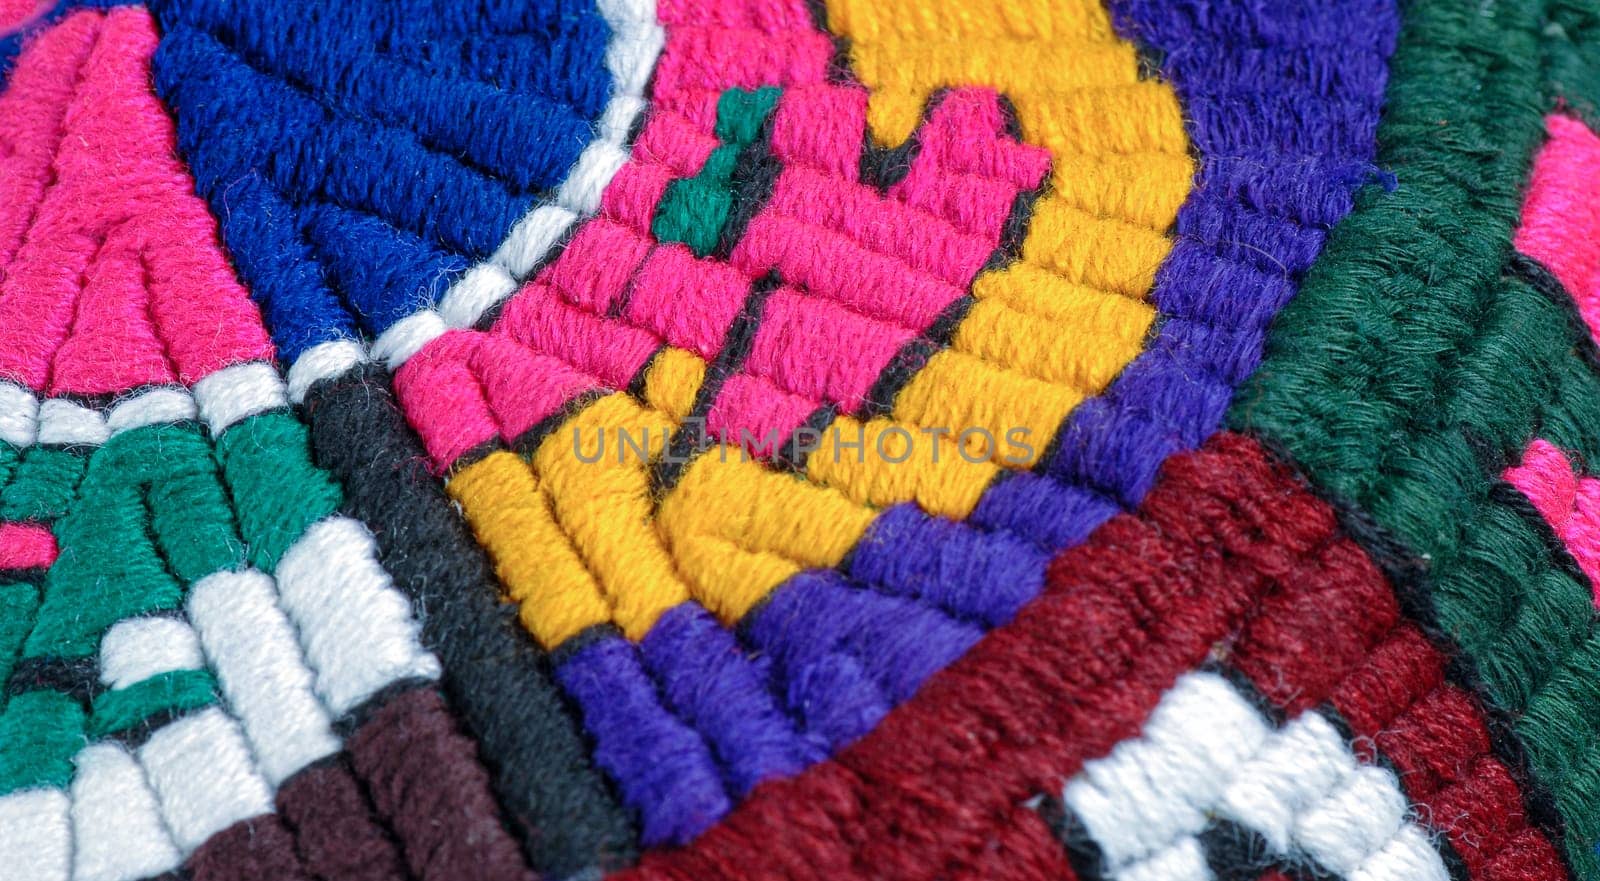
[2,0,1599,879]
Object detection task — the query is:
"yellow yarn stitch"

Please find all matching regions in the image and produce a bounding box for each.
[643,346,705,423]
[1021,200,1173,298]
[893,350,1078,468]
[826,0,1117,57]
[806,413,996,517]
[449,396,689,645]
[658,452,874,622]
[827,0,1192,466]
[448,451,611,647]
[450,375,883,645]
[964,268,1154,391]
[529,395,689,641]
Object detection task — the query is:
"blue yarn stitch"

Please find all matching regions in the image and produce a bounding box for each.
[147,0,616,362]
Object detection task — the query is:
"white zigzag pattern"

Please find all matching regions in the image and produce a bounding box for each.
[1063,671,1450,881]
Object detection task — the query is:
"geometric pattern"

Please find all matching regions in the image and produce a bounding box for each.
[1236,3,1600,879]
[2,0,1600,879]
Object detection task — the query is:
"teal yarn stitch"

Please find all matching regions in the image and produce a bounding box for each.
[214,412,344,571]
[1232,1,1600,876]
[23,423,241,659]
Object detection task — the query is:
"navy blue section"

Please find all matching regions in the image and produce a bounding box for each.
[0,0,130,84]
[146,0,615,362]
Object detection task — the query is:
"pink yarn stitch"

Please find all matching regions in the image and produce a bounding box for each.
[625,247,749,359]
[890,90,1054,239]
[706,373,816,454]
[394,0,1049,473]
[1504,438,1600,602]
[396,330,601,469]
[0,8,272,396]
[768,84,866,182]
[744,289,913,412]
[498,284,660,390]
[544,219,655,315]
[0,0,46,35]
[1515,114,1600,343]
[0,521,57,569]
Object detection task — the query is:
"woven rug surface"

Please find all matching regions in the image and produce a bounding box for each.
[1,0,1599,879]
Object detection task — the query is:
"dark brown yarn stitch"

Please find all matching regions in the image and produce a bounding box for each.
[186,814,314,881]
[277,758,411,881]
[346,686,535,881]
[301,368,636,877]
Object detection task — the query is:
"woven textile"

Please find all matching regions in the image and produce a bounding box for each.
[0,0,1596,879]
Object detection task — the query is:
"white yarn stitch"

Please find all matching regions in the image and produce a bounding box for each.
[137,707,274,854]
[480,202,579,286]
[286,339,367,404]
[69,743,182,881]
[598,94,648,145]
[1292,765,1412,874]
[2,364,287,452]
[98,617,205,691]
[274,516,441,716]
[1215,709,1355,852]
[187,569,341,786]
[106,388,197,437]
[192,362,288,436]
[597,0,663,96]
[1065,673,1268,867]
[1117,835,1210,881]
[302,0,665,390]
[0,788,71,881]
[367,308,450,369]
[36,398,108,446]
[1351,825,1451,881]
[552,140,632,221]
[434,262,522,330]
[0,382,40,447]
[1062,671,1450,881]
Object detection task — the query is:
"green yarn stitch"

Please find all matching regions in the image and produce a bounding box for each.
[24,423,241,659]
[652,86,782,257]
[1230,1,1600,876]
[0,583,39,693]
[0,446,86,522]
[88,668,217,739]
[0,689,84,793]
[0,443,15,488]
[714,86,781,146]
[215,411,343,570]
[653,146,740,257]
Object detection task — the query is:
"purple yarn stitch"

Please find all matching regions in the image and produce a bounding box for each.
[559,0,1401,845]
[848,502,1047,627]
[555,634,730,846]
[639,603,821,795]
[743,570,983,750]
[1039,0,1398,522]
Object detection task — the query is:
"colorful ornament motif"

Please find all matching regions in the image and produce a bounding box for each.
[1,0,1599,879]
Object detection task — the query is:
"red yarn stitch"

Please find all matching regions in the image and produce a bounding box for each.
[612,433,1560,880]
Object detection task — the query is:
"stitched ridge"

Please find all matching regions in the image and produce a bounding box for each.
[607,433,1562,881]
[1230,1,1600,875]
